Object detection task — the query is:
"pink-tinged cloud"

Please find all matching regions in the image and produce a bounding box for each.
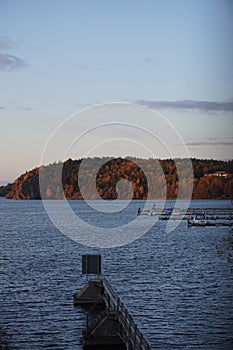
[0,53,28,70]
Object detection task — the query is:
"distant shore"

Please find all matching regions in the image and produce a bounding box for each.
[1,157,232,200]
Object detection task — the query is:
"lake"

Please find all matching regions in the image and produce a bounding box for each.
[0,198,233,349]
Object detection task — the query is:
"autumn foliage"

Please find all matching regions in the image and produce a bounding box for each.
[1,157,232,200]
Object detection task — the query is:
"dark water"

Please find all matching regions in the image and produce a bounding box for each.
[0,198,233,349]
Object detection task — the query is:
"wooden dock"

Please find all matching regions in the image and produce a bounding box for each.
[74,278,151,350]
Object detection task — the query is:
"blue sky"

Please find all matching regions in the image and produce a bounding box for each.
[0,0,233,183]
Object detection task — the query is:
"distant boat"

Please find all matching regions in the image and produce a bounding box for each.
[188,212,207,227]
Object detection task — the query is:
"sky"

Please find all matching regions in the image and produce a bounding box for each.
[0,0,233,184]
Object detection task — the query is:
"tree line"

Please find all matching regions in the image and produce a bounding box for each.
[1,157,232,200]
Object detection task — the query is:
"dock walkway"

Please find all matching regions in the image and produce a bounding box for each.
[74,278,151,350]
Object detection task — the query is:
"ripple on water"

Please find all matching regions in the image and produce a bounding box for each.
[0,199,233,349]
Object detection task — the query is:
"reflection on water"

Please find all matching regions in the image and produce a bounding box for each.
[0,327,11,349]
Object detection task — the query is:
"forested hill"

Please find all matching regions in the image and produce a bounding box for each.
[0,158,232,200]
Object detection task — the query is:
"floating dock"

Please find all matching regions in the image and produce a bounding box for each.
[187,221,233,227]
[74,278,151,350]
[138,207,233,226]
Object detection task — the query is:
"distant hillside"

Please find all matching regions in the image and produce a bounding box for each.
[0,158,232,200]
[0,183,13,197]
[2,168,40,200]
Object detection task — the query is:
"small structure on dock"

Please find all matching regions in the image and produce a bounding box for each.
[74,255,151,350]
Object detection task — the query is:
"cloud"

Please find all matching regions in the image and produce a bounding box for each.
[0,106,5,110]
[18,105,34,111]
[0,37,28,71]
[186,141,233,146]
[137,99,233,112]
[145,58,154,62]
[0,53,28,70]
[207,136,233,141]
[145,57,158,63]
[0,37,18,50]
[81,64,88,70]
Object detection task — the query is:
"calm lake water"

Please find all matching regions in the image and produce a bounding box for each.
[0,198,233,349]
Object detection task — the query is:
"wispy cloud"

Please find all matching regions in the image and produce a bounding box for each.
[0,106,5,110]
[81,64,88,70]
[18,105,34,111]
[0,37,28,71]
[0,53,28,70]
[0,37,18,50]
[207,136,233,141]
[186,141,233,146]
[145,57,156,63]
[145,57,154,63]
[137,99,233,112]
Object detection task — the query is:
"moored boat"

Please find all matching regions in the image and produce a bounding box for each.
[188,212,207,227]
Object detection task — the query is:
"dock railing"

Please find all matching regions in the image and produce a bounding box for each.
[102,278,151,350]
